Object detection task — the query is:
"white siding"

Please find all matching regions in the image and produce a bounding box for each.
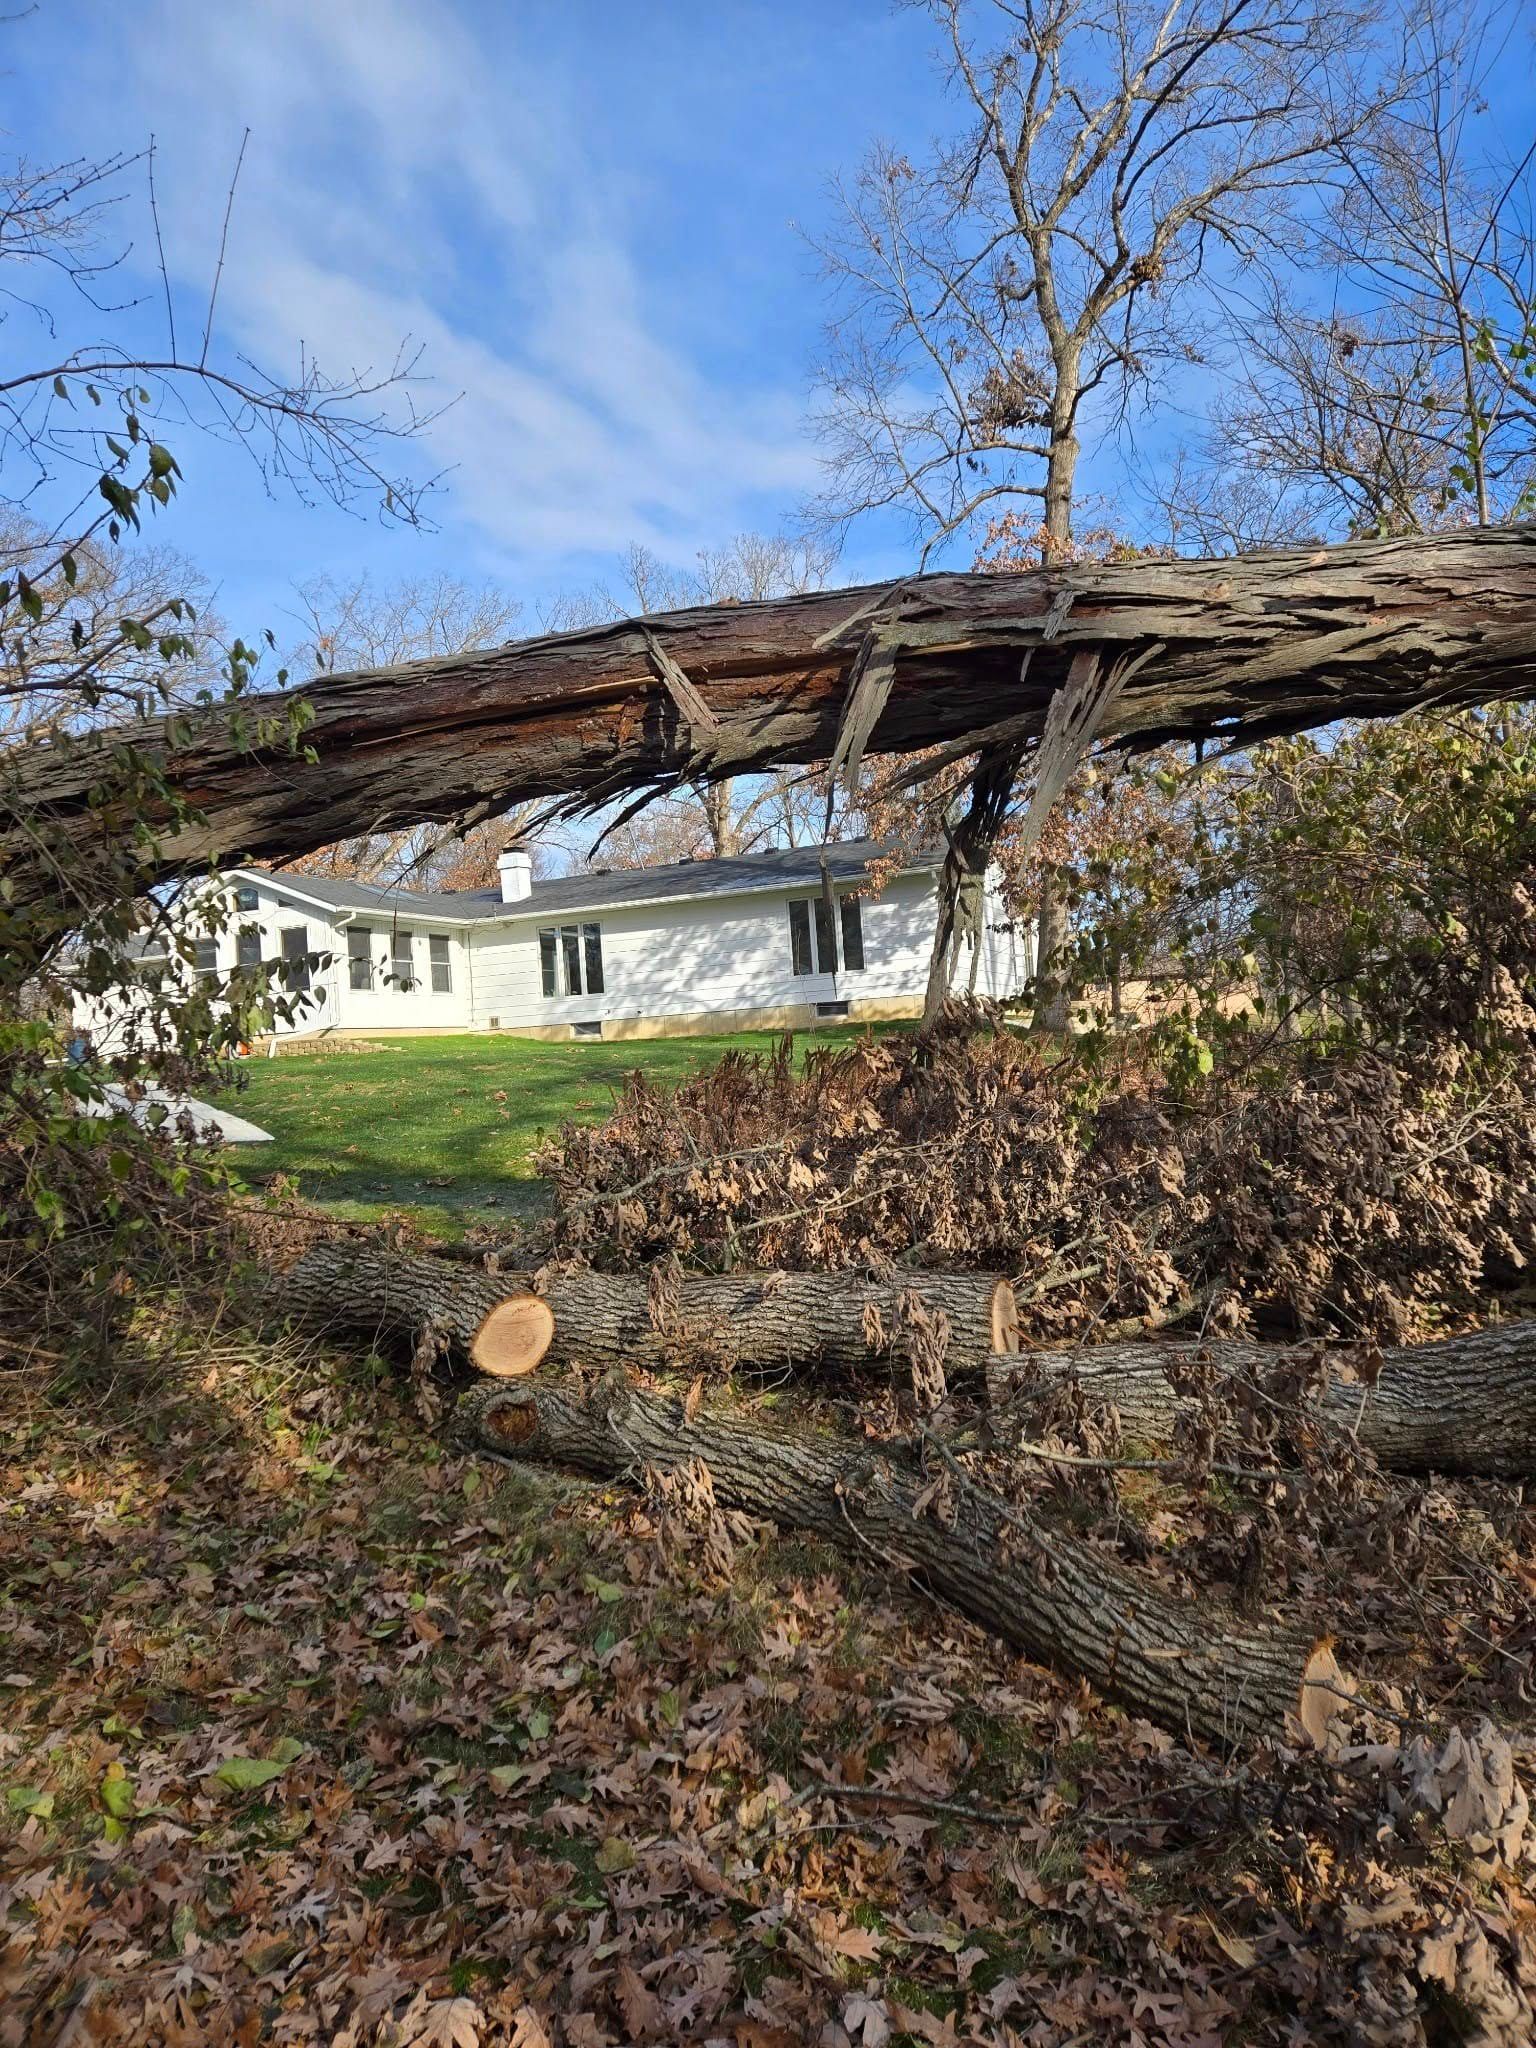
[72,860,1035,1044]
[465,872,1023,1031]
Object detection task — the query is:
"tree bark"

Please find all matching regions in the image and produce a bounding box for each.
[273,1244,1017,1380]
[270,1244,552,1378]
[977,1322,1536,1478]
[1032,868,1072,1034]
[8,526,1535,895]
[459,1372,1350,1749]
[540,1267,1019,1375]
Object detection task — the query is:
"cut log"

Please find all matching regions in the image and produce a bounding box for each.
[8,525,1534,893]
[539,1268,1019,1374]
[271,1244,551,1378]
[459,1372,1353,1749]
[975,1321,1536,1477]
[273,1244,1015,1379]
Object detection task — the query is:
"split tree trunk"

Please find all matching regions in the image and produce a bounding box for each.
[977,1322,1536,1478]
[271,1245,552,1378]
[272,1242,1017,1379]
[8,525,1535,895]
[460,1372,1349,1749]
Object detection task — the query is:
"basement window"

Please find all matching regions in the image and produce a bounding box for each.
[815,1000,851,1019]
[572,1020,603,1039]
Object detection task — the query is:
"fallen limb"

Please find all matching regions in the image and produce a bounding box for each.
[458,1371,1351,1749]
[271,1244,551,1378]
[974,1322,1536,1477]
[9,525,1535,893]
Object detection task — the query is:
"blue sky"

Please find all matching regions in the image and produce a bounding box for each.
[7,0,955,644]
[8,0,1535,657]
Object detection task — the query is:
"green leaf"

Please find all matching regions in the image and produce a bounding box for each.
[213,1754,289,1792]
[462,1467,482,1500]
[268,1736,306,1766]
[6,1785,53,1818]
[524,1707,551,1743]
[99,1764,135,1819]
[595,1835,636,1874]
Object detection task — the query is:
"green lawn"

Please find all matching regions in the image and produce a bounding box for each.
[221,1025,902,1235]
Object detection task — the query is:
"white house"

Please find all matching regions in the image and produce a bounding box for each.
[76,839,1032,1046]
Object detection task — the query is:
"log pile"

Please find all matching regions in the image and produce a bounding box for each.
[270,1241,1536,1478]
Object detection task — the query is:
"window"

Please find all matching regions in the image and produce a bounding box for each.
[236,925,263,971]
[139,942,169,993]
[429,934,453,994]
[538,922,604,998]
[789,900,814,976]
[390,929,415,991]
[816,999,850,1018]
[840,895,865,973]
[280,926,310,993]
[572,1019,603,1038]
[347,925,373,991]
[789,892,865,976]
[582,923,604,996]
[193,938,219,979]
[234,884,259,912]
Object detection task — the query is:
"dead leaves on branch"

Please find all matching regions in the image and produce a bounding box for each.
[540,1014,1536,1345]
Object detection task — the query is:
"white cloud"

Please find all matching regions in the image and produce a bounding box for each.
[109,0,818,572]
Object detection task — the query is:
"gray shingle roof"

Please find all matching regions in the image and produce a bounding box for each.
[239,838,937,926]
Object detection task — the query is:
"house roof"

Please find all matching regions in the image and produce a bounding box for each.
[238,838,937,927]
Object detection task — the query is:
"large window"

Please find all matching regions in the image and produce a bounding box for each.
[280,926,310,993]
[390,929,416,991]
[193,938,219,980]
[236,925,263,971]
[429,934,453,994]
[347,925,373,991]
[789,893,864,976]
[539,922,604,998]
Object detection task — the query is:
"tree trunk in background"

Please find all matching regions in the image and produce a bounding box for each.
[8,526,1535,900]
[700,779,741,857]
[459,1372,1350,1749]
[1032,871,1072,1034]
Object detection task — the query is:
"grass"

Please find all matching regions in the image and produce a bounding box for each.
[220,1023,906,1234]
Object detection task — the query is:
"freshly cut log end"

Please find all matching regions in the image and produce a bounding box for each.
[470,1294,555,1378]
[1297,1638,1353,1749]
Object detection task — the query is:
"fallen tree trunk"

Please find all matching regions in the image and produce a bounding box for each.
[8,525,1534,892]
[539,1266,1018,1373]
[272,1245,552,1378]
[460,1372,1351,1749]
[975,1323,1536,1478]
[273,1242,1017,1377]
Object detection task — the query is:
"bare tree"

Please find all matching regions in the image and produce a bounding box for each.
[281,572,531,887]
[811,0,1388,565]
[1186,0,1536,540]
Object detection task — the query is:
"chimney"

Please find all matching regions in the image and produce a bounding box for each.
[497,849,533,904]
